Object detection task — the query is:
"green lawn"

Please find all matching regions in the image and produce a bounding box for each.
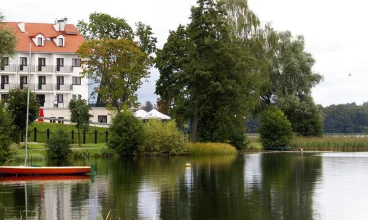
[24,122,109,144]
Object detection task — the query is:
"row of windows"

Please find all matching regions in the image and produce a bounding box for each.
[0,76,82,85]
[37,37,63,47]
[1,57,81,67]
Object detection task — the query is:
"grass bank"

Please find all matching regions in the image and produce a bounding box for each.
[25,122,108,143]
[187,143,237,155]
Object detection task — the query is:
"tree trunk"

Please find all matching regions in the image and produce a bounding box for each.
[191,101,198,142]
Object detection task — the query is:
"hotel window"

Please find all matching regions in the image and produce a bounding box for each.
[98,115,107,123]
[72,76,81,85]
[37,37,43,46]
[58,38,64,47]
[20,76,27,84]
[38,76,46,84]
[1,57,9,70]
[20,57,27,66]
[2,75,9,84]
[57,94,63,103]
[72,58,81,67]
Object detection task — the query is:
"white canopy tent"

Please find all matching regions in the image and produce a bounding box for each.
[134,109,148,118]
[142,109,171,120]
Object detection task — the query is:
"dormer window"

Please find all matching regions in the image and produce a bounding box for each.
[37,37,43,46]
[58,38,64,47]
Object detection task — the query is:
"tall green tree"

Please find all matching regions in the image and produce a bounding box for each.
[77,38,150,110]
[156,0,267,148]
[69,98,93,147]
[0,103,15,162]
[260,30,323,136]
[77,12,157,107]
[7,89,40,142]
[0,12,16,62]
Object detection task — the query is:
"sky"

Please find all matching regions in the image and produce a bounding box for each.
[2,0,368,107]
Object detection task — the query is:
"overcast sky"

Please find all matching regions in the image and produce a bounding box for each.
[2,0,367,107]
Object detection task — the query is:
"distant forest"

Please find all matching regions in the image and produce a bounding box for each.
[246,102,368,134]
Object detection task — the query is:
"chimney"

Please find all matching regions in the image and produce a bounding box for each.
[17,22,25,33]
[53,17,68,32]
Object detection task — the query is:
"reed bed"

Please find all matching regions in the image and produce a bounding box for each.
[187,142,237,155]
[291,136,368,151]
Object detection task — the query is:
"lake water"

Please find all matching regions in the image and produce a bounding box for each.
[1,152,368,219]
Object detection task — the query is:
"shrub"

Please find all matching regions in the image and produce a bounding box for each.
[140,119,187,155]
[187,142,237,155]
[45,129,72,159]
[259,106,294,148]
[0,103,15,162]
[108,111,144,156]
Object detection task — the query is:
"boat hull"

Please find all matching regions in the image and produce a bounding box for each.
[0,166,91,176]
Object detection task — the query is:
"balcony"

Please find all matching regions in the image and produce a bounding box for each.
[0,83,35,90]
[0,83,73,91]
[0,65,17,72]
[0,65,76,73]
[36,83,54,91]
[56,84,73,91]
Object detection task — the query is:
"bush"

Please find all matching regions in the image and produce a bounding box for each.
[0,103,15,162]
[259,106,294,148]
[108,111,144,156]
[187,142,237,155]
[45,129,72,159]
[140,119,187,155]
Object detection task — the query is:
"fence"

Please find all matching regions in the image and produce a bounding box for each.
[21,128,109,144]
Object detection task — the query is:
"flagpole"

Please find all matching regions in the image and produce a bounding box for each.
[24,43,31,166]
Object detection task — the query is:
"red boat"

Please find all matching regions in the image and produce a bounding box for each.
[0,166,91,176]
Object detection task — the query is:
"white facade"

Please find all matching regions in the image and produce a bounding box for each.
[0,52,89,108]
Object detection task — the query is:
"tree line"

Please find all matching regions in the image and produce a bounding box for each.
[246,102,368,134]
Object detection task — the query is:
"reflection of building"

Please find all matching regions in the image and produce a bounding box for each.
[138,182,160,219]
[244,154,262,190]
[43,183,72,220]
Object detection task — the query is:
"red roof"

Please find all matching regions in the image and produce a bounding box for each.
[3,22,84,53]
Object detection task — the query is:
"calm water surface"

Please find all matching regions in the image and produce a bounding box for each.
[1,152,368,219]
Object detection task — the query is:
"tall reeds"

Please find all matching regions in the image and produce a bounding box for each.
[187,143,237,155]
[291,136,368,151]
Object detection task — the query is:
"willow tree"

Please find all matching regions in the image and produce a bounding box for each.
[77,12,157,107]
[260,31,323,136]
[156,0,267,148]
[77,38,149,110]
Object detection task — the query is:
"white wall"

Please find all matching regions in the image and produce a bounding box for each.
[42,107,113,124]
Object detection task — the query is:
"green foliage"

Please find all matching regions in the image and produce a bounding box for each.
[323,103,368,133]
[45,129,72,159]
[7,89,40,142]
[77,12,156,108]
[187,142,237,155]
[69,98,93,146]
[108,111,144,155]
[156,0,266,143]
[140,119,187,155]
[291,136,368,151]
[77,38,150,110]
[259,30,323,137]
[77,12,134,40]
[0,103,15,162]
[278,95,323,137]
[259,107,294,148]
[0,12,17,59]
